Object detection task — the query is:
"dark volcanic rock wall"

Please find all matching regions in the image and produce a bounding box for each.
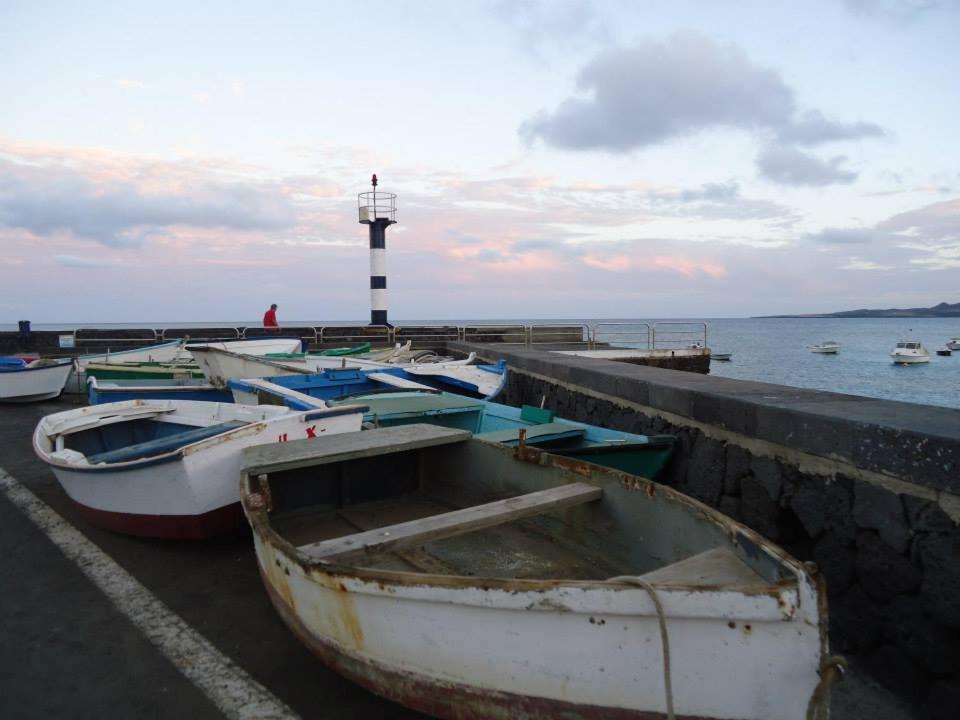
[458,342,960,719]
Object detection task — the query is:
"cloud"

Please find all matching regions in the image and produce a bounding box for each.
[116,79,152,91]
[520,32,883,187]
[843,0,948,21]
[877,197,960,240]
[0,155,297,247]
[777,110,885,146]
[652,181,796,221]
[807,227,875,244]
[842,257,894,270]
[520,32,795,151]
[54,255,119,268]
[755,146,858,186]
[490,0,609,59]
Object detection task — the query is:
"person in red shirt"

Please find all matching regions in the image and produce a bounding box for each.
[263,303,279,332]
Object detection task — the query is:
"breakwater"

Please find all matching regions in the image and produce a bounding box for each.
[452,341,960,718]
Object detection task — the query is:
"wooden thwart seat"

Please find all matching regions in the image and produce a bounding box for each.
[86,420,248,464]
[298,482,602,562]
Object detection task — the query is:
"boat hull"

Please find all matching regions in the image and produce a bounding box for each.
[891,354,930,364]
[74,497,245,539]
[0,360,73,402]
[34,402,364,539]
[252,531,823,720]
[260,566,706,720]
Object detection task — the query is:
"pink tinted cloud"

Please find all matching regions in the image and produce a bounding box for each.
[651,255,728,277]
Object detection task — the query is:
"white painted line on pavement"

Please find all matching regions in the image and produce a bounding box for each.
[0,468,299,720]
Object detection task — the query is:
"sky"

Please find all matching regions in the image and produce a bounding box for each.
[1,0,958,322]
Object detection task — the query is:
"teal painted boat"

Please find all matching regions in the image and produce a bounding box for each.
[327,391,675,479]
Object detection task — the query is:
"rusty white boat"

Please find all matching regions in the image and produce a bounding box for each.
[33,399,366,539]
[240,424,840,720]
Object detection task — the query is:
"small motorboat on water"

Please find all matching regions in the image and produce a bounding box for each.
[33,399,367,539]
[710,352,732,361]
[240,424,836,720]
[936,347,952,357]
[809,341,840,354]
[945,337,960,351]
[0,357,74,402]
[891,340,930,365]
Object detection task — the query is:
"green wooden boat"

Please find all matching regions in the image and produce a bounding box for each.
[83,361,205,381]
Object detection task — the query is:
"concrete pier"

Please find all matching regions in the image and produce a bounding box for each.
[450,341,960,717]
[0,342,943,717]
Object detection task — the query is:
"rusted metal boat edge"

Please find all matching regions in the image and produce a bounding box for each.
[259,566,713,720]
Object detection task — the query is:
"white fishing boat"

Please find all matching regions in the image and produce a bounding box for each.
[946,337,960,351]
[189,345,479,389]
[0,357,74,402]
[240,424,839,720]
[890,340,930,365]
[33,399,366,539]
[66,337,305,392]
[809,341,840,354]
[75,339,191,368]
[403,359,507,398]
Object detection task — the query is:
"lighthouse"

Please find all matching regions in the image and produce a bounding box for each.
[358,174,396,326]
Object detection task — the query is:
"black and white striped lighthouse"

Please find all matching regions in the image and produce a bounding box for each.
[358,174,397,326]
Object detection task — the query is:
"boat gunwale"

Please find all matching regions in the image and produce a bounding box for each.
[33,401,368,473]
[241,438,806,600]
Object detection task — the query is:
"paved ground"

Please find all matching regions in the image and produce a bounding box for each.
[0,399,917,719]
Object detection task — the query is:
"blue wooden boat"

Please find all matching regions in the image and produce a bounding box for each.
[87,376,231,405]
[227,361,507,405]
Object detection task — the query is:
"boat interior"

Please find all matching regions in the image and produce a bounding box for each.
[246,426,792,589]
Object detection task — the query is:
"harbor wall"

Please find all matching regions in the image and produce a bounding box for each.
[452,341,960,717]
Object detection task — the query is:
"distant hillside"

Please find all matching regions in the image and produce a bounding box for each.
[761,301,960,319]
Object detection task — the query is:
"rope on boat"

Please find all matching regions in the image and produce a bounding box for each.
[608,576,675,720]
[805,655,848,720]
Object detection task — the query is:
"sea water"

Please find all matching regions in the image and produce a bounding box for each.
[5,317,959,410]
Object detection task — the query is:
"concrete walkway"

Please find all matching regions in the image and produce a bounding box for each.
[0,400,916,719]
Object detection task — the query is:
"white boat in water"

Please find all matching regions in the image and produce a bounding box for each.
[33,399,366,539]
[890,340,930,365]
[240,424,838,720]
[189,345,480,388]
[946,337,960,351]
[0,357,74,402]
[809,341,840,354]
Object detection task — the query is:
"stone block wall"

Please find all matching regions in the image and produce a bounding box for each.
[463,342,960,718]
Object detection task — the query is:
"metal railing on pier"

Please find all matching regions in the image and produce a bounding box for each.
[591,323,652,350]
[650,322,708,350]
[30,321,710,355]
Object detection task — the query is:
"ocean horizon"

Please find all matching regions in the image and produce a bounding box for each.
[4,317,959,410]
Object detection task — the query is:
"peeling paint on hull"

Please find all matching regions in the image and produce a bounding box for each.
[261,569,710,720]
